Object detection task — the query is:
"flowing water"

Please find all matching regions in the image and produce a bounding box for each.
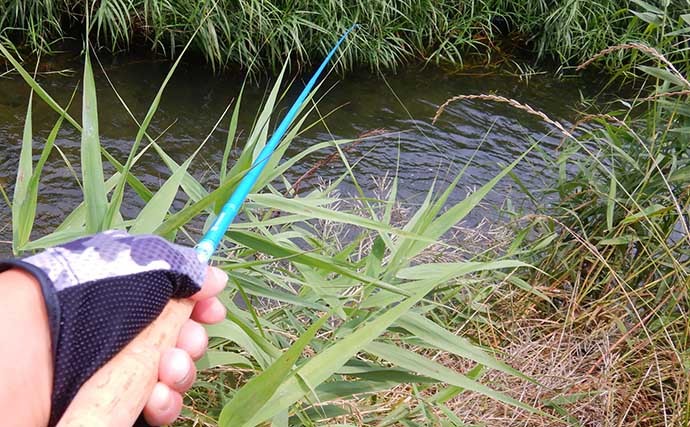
[0,55,611,254]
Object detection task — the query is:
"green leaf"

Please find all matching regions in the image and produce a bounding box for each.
[129,157,192,234]
[599,235,640,245]
[81,51,107,233]
[221,86,244,183]
[206,319,278,369]
[103,9,213,228]
[630,0,664,14]
[632,11,662,25]
[251,194,431,242]
[365,341,539,415]
[196,350,253,370]
[0,43,81,130]
[637,65,688,88]
[12,92,34,253]
[396,260,531,281]
[227,271,327,310]
[387,147,532,276]
[620,204,667,225]
[219,314,330,427]
[606,172,616,231]
[15,114,64,251]
[243,277,442,426]
[22,230,88,250]
[229,230,409,296]
[396,312,532,382]
[153,143,209,203]
[670,165,690,182]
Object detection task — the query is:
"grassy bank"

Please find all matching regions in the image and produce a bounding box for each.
[2,37,551,425]
[2,4,689,427]
[1,0,689,73]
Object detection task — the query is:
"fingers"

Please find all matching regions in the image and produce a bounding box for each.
[191,297,226,324]
[190,266,227,324]
[158,348,197,392]
[191,266,228,301]
[176,320,208,360]
[142,383,183,426]
[144,267,225,425]
[144,348,196,425]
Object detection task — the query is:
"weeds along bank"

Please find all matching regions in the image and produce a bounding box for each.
[2,4,690,427]
[1,0,689,72]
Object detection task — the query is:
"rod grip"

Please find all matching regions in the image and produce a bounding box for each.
[56,299,195,427]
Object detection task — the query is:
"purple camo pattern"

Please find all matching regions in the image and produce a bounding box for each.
[23,230,206,291]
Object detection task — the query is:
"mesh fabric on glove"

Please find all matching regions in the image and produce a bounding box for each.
[0,230,206,426]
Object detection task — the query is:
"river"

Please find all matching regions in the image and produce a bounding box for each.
[0,55,611,254]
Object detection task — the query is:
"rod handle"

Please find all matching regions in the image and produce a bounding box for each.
[56,299,194,427]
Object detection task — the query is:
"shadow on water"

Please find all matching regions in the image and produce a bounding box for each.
[0,55,614,253]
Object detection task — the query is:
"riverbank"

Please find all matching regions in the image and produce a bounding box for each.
[2,4,688,426]
[1,1,688,74]
[0,59,615,252]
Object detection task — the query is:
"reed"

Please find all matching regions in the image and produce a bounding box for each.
[1,0,689,74]
[2,2,689,425]
[428,37,690,424]
[3,32,549,425]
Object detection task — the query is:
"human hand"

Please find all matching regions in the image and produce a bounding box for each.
[0,231,227,426]
[58,265,227,426]
[142,266,227,425]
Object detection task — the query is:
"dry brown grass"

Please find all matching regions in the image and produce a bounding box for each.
[326,303,687,426]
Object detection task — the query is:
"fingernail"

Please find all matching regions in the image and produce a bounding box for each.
[175,370,192,387]
[153,383,171,411]
[211,266,228,284]
[169,351,192,386]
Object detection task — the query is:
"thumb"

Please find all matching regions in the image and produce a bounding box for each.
[56,299,195,427]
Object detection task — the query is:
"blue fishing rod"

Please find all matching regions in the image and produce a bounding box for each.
[196,25,356,262]
[63,26,357,423]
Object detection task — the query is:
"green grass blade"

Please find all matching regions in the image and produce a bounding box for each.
[250,194,432,242]
[243,277,442,426]
[196,350,253,370]
[103,4,217,228]
[15,114,64,250]
[153,143,209,203]
[0,43,81,130]
[607,170,616,231]
[228,230,410,296]
[12,92,34,253]
[154,171,246,236]
[365,341,539,415]
[129,157,192,234]
[397,312,531,381]
[22,230,90,250]
[221,86,244,183]
[218,314,330,427]
[55,172,124,234]
[81,51,107,233]
[205,319,278,369]
[396,260,532,281]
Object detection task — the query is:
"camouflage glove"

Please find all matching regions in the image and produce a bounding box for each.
[0,230,206,426]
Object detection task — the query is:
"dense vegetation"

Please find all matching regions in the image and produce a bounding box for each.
[1,0,689,73]
[1,1,689,426]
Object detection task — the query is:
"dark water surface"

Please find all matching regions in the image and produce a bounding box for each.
[0,56,609,253]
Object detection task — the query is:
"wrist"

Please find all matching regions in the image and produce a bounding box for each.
[0,268,53,426]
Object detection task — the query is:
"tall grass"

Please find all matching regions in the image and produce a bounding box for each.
[1,0,689,73]
[2,33,558,425]
[427,33,690,424]
[3,3,689,426]
[532,44,690,423]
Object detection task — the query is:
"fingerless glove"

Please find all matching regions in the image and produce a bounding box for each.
[0,230,206,425]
